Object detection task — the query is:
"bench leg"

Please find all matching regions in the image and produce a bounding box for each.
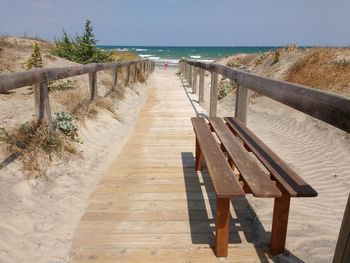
[215,197,230,257]
[195,138,203,171]
[270,195,291,255]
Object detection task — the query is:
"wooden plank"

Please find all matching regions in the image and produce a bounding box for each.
[126,65,130,86]
[71,248,269,263]
[38,82,52,124]
[191,117,244,198]
[215,197,231,257]
[134,63,138,82]
[270,195,291,255]
[235,85,248,125]
[112,68,118,91]
[333,193,350,263]
[89,71,97,101]
[0,60,143,92]
[192,66,197,94]
[183,60,350,133]
[199,68,204,103]
[209,117,281,198]
[225,117,318,197]
[209,72,218,117]
[33,83,40,119]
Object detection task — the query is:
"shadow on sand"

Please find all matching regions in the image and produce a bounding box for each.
[181,152,304,263]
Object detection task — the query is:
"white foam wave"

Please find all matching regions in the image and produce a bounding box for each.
[115,48,129,51]
[136,48,148,51]
[139,54,153,58]
[190,55,201,59]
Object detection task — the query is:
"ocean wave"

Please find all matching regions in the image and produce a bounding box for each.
[139,54,153,58]
[148,56,161,60]
[136,48,148,51]
[115,48,129,51]
[190,55,201,59]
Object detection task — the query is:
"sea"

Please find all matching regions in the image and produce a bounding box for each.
[98,46,281,65]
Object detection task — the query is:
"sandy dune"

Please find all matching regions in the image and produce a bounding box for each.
[0,65,349,262]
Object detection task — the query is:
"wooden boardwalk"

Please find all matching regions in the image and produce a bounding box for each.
[70,68,273,262]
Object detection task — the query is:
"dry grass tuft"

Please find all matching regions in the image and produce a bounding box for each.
[285,48,350,91]
[0,121,77,177]
[137,70,146,83]
[92,97,116,114]
[110,51,140,61]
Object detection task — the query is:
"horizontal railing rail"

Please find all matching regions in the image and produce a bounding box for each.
[179,59,350,133]
[0,60,153,92]
[0,59,155,125]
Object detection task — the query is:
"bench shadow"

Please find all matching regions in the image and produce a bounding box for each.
[0,153,19,170]
[181,151,304,262]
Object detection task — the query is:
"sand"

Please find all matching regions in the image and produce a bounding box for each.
[0,81,148,262]
[188,68,350,263]
[1,53,349,262]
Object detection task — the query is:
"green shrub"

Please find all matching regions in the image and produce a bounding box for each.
[218,79,237,99]
[48,79,77,92]
[227,60,247,70]
[271,50,280,65]
[0,120,77,176]
[51,20,113,64]
[26,43,43,69]
[54,111,79,141]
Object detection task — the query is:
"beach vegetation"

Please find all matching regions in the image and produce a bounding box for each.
[110,51,140,62]
[227,59,247,70]
[26,42,43,69]
[51,19,113,64]
[218,78,237,99]
[285,43,298,52]
[285,48,350,92]
[271,50,280,65]
[0,119,78,177]
[47,79,78,92]
[254,51,273,66]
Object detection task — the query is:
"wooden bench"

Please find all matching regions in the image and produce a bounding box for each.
[191,117,318,257]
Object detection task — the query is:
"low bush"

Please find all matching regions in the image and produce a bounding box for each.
[54,112,79,141]
[51,20,113,64]
[218,78,237,99]
[48,79,78,92]
[0,120,77,177]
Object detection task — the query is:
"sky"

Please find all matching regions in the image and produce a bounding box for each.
[0,0,350,46]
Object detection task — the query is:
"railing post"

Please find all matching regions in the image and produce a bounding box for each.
[209,72,218,117]
[188,65,193,87]
[134,63,138,82]
[192,66,197,94]
[36,82,52,126]
[33,83,40,118]
[126,65,130,87]
[333,193,350,263]
[112,67,118,91]
[235,85,248,125]
[199,68,204,103]
[89,71,97,101]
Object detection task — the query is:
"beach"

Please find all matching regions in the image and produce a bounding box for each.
[0,37,349,262]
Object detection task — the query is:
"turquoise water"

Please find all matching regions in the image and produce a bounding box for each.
[98,46,281,64]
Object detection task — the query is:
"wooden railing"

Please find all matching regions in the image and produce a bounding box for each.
[0,59,155,125]
[179,60,350,133]
[179,59,350,262]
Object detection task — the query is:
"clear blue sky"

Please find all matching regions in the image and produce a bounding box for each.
[1,0,349,46]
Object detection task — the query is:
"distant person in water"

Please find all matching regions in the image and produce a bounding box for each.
[163,62,168,70]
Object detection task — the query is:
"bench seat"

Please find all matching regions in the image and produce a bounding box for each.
[191,117,317,257]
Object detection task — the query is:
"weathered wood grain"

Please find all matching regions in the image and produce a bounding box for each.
[0,60,150,92]
[333,193,350,263]
[209,72,218,117]
[182,60,350,133]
